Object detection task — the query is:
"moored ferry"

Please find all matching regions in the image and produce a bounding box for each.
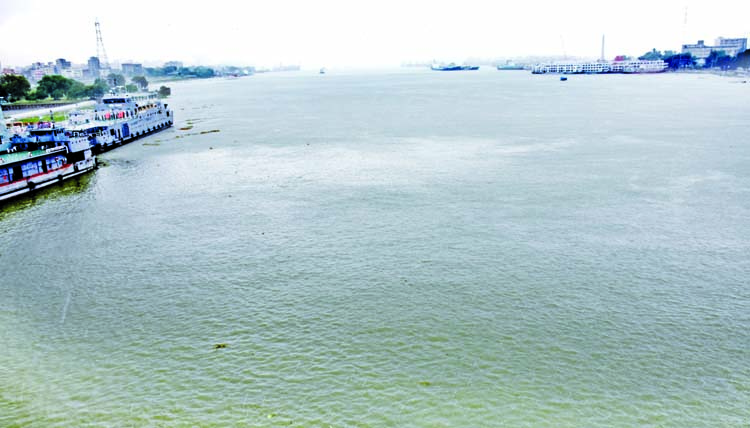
[531,60,667,74]
[0,121,96,202]
[67,91,174,152]
[1,89,173,202]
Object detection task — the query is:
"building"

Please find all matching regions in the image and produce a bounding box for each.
[681,40,713,61]
[87,56,101,79]
[61,67,84,80]
[715,37,748,56]
[55,58,72,73]
[164,61,183,68]
[682,37,749,62]
[121,63,144,76]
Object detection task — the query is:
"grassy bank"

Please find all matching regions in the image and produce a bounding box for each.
[14,112,69,123]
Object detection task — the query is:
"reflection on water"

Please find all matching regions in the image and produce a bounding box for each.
[0,172,96,219]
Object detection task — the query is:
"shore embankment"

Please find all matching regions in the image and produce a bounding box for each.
[3,100,96,120]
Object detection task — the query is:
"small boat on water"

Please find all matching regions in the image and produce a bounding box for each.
[319,68,326,74]
[560,76,568,81]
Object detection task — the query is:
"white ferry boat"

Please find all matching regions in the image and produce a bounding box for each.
[67,91,174,152]
[532,60,667,75]
[1,90,173,202]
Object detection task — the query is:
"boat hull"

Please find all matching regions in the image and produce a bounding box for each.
[0,157,96,202]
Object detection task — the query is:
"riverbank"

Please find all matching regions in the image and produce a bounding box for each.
[3,100,95,120]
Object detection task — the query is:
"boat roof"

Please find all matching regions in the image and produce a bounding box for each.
[0,147,66,167]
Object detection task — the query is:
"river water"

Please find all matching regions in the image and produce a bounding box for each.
[1,70,749,426]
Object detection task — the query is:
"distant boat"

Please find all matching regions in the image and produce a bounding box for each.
[560,76,568,81]
[319,68,326,74]
[431,63,479,71]
[497,62,524,71]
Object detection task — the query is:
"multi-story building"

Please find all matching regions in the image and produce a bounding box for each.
[715,37,748,56]
[87,56,101,79]
[55,58,72,73]
[61,67,84,80]
[121,63,144,76]
[682,37,749,62]
[681,40,713,60]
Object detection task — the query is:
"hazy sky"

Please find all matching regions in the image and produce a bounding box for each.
[1,0,748,68]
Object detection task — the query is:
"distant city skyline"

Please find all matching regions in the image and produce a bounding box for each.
[1,0,749,68]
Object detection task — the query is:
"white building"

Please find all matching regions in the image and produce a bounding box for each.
[715,37,748,56]
[682,37,748,61]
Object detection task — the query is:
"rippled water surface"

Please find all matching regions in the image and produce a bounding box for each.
[1,70,749,426]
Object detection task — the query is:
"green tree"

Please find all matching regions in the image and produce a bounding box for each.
[87,78,110,98]
[25,90,47,101]
[158,85,171,97]
[638,49,663,61]
[107,73,126,87]
[663,53,696,70]
[132,75,148,90]
[125,84,139,93]
[37,75,72,98]
[67,80,89,99]
[0,74,31,102]
[737,49,750,69]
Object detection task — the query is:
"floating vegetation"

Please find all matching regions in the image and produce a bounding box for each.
[179,126,193,131]
[200,129,221,135]
[418,381,432,386]
[214,343,228,349]
[142,142,161,146]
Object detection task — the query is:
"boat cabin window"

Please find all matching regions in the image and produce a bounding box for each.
[0,167,12,184]
[103,98,127,104]
[21,160,43,178]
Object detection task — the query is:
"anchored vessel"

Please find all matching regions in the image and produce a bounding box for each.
[431,63,480,71]
[1,91,174,202]
[532,60,667,74]
[497,61,525,71]
[0,122,96,202]
[68,91,174,152]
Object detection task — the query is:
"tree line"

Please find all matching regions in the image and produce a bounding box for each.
[0,73,154,103]
[144,65,216,78]
[639,48,750,70]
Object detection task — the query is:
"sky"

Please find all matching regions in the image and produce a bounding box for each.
[1,0,749,68]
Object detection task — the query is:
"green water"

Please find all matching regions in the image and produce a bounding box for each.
[1,70,749,426]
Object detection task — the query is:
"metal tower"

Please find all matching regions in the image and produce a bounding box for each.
[95,20,110,69]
